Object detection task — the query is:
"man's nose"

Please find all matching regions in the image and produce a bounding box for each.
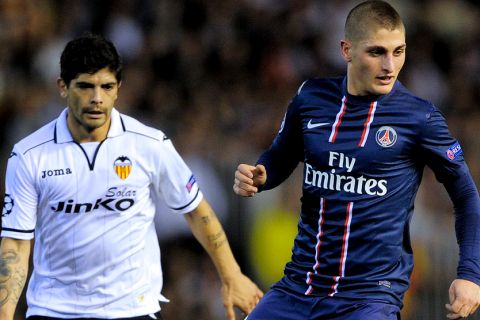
[382,54,394,73]
[91,87,103,104]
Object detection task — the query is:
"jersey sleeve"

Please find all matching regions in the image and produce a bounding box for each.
[152,137,203,215]
[1,147,38,240]
[256,86,304,191]
[419,107,480,284]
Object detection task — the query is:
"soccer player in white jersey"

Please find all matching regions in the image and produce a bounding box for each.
[0,33,263,320]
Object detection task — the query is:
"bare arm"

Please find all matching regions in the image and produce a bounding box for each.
[0,238,31,320]
[184,199,263,319]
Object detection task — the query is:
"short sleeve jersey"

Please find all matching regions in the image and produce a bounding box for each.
[257,77,480,306]
[1,108,203,318]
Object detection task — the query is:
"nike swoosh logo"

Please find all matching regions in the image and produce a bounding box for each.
[307,119,330,129]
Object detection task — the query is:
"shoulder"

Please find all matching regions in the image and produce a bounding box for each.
[389,81,436,114]
[14,119,56,156]
[389,82,450,139]
[120,113,168,143]
[287,77,343,112]
[296,77,343,96]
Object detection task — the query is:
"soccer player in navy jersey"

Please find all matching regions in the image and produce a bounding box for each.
[0,33,262,320]
[234,1,480,319]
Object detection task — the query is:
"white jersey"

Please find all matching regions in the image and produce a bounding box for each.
[1,108,203,318]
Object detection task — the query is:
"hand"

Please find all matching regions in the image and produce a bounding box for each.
[445,279,480,319]
[221,270,264,320]
[233,164,267,197]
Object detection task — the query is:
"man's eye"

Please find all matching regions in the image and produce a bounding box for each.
[102,84,115,90]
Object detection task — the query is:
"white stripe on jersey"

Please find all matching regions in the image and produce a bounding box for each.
[329,202,353,296]
[329,96,347,143]
[305,197,326,295]
[358,101,377,147]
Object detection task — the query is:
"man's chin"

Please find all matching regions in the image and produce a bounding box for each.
[371,84,395,96]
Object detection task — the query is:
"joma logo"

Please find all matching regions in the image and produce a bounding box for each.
[41,168,72,179]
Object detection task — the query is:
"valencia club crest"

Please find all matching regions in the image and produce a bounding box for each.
[114,156,132,180]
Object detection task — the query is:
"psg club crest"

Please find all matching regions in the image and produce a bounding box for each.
[375,126,397,148]
[114,156,132,180]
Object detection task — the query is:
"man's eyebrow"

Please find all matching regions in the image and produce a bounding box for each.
[75,81,117,86]
[75,81,94,86]
[365,44,406,51]
[366,45,387,51]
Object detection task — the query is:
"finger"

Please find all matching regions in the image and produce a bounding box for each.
[446,313,462,319]
[233,184,254,197]
[449,298,465,314]
[233,181,258,196]
[446,304,470,319]
[449,285,456,305]
[257,291,264,300]
[445,304,462,320]
[234,171,255,185]
[237,164,256,178]
[256,287,264,299]
[458,304,471,318]
[234,177,259,193]
[225,302,235,320]
[470,302,480,314]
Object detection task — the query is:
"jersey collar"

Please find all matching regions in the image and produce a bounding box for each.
[54,107,125,143]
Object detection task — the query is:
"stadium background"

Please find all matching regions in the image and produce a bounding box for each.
[0,0,479,319]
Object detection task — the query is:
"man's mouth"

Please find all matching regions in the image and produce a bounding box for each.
[84,109,103,118]
[377,75,394,84]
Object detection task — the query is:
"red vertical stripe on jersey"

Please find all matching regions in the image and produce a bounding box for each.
[358,101,377,147]
[305,197,326,295]
[329,202,353,296]
[329,96,347,143]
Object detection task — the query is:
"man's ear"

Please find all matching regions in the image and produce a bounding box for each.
[340,40,352,62]
[57,78,68,98]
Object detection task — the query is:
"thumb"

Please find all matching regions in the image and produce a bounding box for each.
[252,164,267,186]
[449,284,456,304]
[253,164,266,177]
[225,302,235,320]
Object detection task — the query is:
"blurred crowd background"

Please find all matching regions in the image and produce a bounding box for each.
[1,0,479,319]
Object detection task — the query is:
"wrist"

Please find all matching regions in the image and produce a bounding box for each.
[219,266,242,282]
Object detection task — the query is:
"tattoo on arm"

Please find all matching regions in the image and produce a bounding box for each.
[200,215,211,224]
[0,250,27,307]
[208,231,227,249]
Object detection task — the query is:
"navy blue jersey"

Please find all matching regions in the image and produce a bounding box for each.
[257,77,480,307]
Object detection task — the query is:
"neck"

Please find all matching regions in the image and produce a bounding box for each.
[66,114,110,143]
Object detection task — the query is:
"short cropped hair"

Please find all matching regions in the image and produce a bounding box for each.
[60,33,122,86]
[345,0,404,42]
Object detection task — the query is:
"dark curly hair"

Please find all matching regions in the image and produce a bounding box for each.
[60,33,122,86]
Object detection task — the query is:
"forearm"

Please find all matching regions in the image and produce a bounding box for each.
[0,238,31,319]
[185,199,241,280]
[256,147,300,191]
[445,170,480,282]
